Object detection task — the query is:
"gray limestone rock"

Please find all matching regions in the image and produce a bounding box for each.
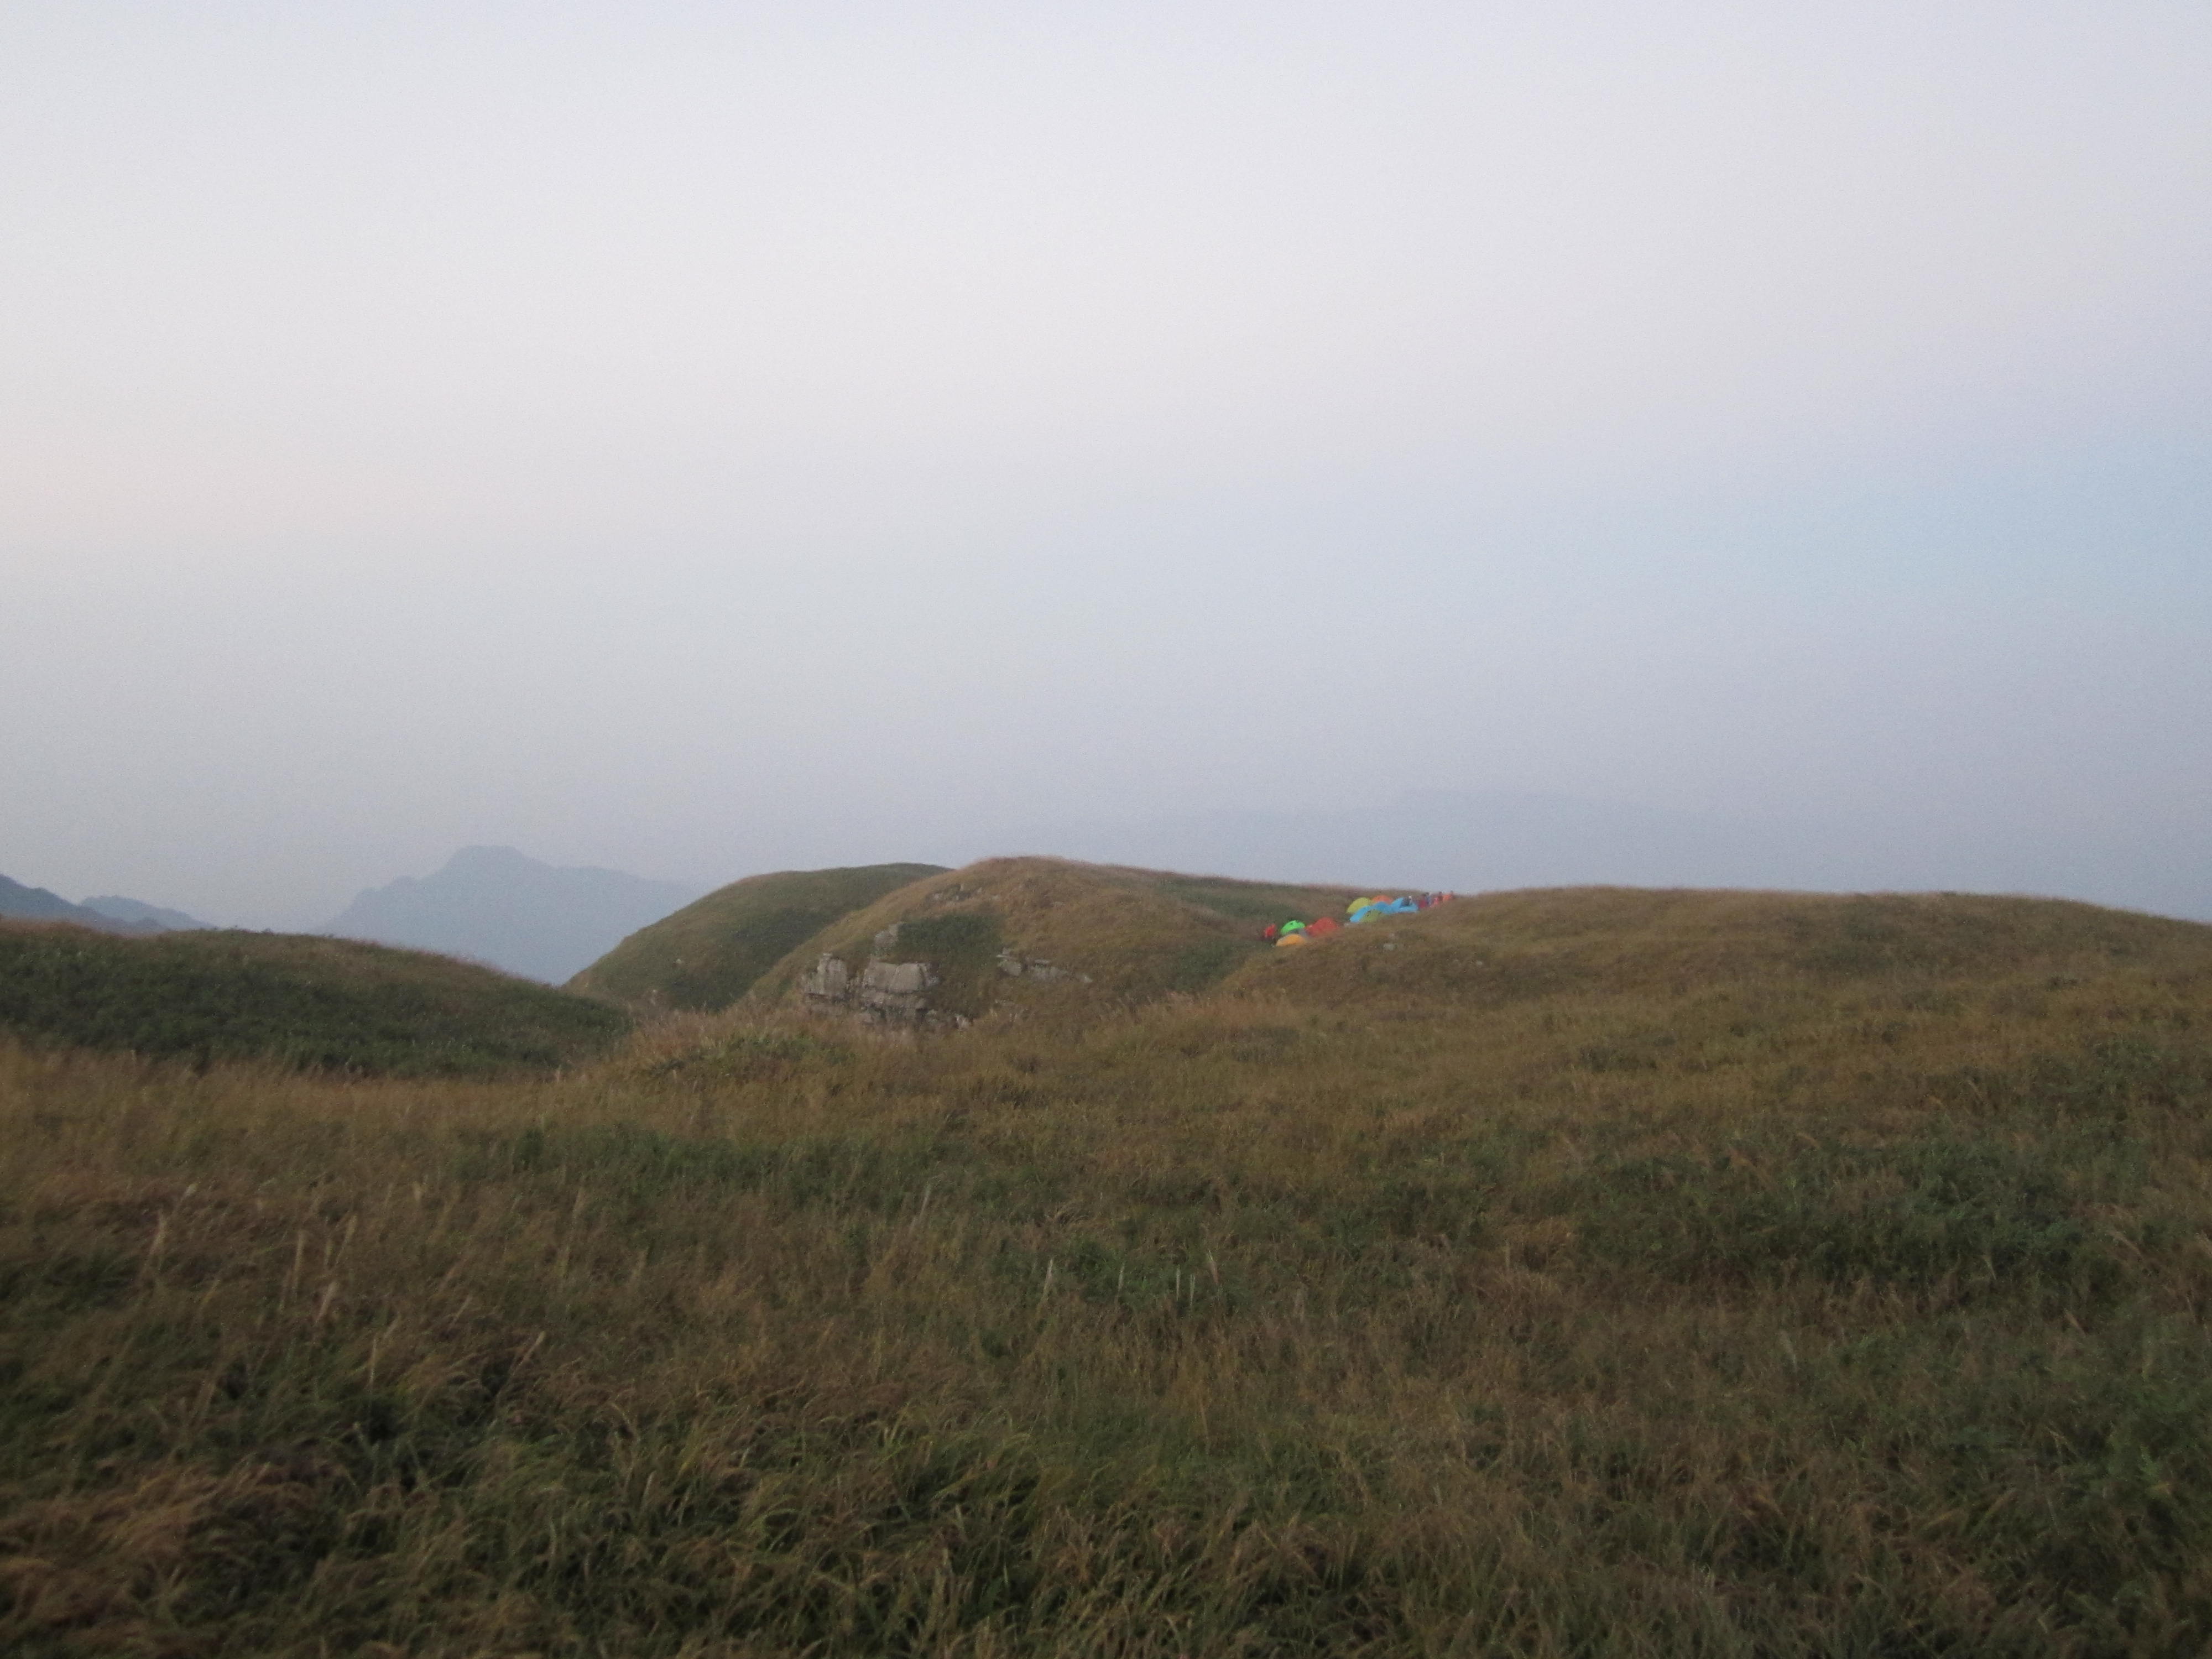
[800,951,960,1025]
[858,958,936,1021]
[861,959,931,994]
[996,948,1074,983]
[799,953,851,1001]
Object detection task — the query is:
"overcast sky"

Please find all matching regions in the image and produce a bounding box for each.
[4,1,2208,927]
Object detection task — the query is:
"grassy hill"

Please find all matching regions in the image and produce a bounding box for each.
[747,855,1379,1021]
[6,881,2212,1655]
[0,920,629,1077]
[570,863,950,1011]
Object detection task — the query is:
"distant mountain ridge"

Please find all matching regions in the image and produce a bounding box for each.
[324,846,705,983]
[82,896,209,931]
[0,874,162,935]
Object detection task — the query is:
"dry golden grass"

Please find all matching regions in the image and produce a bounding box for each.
[4,886,2211,1655]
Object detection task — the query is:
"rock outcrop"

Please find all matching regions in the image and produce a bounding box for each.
[997,948,1079,984]
[800,952,962,1026]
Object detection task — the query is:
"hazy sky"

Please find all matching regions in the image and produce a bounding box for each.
[5,2,2208,927]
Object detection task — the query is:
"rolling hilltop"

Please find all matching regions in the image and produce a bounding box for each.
[758,857,1380,1019]
[0,919,629,1077]
[571,862,949,1011]
[576,856,1392,1022]
[6,861,2212,1654]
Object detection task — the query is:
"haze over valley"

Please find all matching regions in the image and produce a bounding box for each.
[4,2,2206,929]
[5,11,2211,1648]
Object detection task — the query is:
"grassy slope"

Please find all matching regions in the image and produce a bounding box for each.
[0,921,629,1077]
[6,886,2212,1655]
[569,863,948,1012]
[750,855,1374,1014]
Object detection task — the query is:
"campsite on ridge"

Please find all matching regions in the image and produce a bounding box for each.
[8,855,2212,1653]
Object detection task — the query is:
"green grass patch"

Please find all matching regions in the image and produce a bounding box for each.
[643,1027,852,1081]
[571,863,946,1012]
[886,911,1006,1020]
[1164,937,1259,993]
[1140,872,1371,925]
[1930,1037,2212,1125]
[1576,1129,2130,1297]
[0,924,629,1076]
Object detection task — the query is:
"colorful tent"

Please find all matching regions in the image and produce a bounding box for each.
[1265,894,1454,945]
[1348,896,1418,924]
